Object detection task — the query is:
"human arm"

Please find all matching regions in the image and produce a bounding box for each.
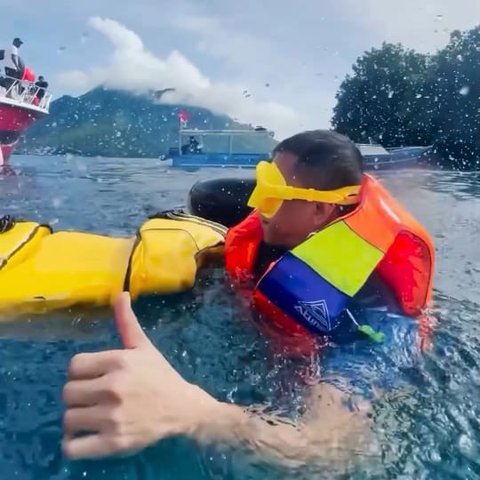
[11,55,20,70]
[10,47,21,70]
[62,293,372,465]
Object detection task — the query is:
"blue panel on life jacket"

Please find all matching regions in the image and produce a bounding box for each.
[257,253,350,334]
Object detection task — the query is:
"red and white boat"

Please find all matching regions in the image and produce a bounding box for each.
[0,68,51,166]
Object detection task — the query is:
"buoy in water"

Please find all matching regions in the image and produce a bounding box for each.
[188,177,255,228]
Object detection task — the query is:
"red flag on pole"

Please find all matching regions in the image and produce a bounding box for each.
[178,110,190,123]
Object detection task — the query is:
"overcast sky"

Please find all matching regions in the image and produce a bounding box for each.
[1,0,479,137]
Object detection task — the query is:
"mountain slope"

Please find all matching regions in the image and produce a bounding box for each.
[22,87,277,158]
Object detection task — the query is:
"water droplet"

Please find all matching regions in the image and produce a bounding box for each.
[416,93,423,99]
[458,434,477,459]
[471,368,480,385]
[429,449,442,463]
[388,90,394,98]
[459,86,470,96]
[435,14,444,21]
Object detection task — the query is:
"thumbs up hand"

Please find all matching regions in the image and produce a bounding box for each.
[62,293,220,460]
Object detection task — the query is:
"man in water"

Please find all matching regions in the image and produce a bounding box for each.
[62,130,434,464]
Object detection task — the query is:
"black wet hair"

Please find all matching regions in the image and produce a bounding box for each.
[273,129,364,190]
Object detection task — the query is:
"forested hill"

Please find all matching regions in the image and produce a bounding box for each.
[21,87,277,158]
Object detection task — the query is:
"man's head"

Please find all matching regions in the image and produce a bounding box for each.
[38,76,44,82]
[259,130,363,248]
[13,38,23,48]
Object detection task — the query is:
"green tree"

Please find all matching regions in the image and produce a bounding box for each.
[422,27,480,168]
[332,27,480,169]
[332,43,430,146]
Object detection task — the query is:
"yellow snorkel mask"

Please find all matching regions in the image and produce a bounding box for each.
[247,161,361,218]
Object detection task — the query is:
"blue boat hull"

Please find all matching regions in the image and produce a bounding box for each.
[169,146,431,171]
[171,153,266,169]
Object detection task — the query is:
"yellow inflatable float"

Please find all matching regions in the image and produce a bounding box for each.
[0,211,226,314]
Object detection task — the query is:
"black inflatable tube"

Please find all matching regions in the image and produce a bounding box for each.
[188,177,256,228]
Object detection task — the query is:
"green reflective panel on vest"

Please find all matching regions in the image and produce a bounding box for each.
[291,221,384,297]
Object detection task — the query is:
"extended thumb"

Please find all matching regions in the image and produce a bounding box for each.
[114,292,151,349]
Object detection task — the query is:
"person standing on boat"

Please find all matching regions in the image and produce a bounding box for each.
[3,38,24,79]
[61,130,435,466]
[34,76,48,103]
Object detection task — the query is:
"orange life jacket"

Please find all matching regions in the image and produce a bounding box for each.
[225,174,435,338]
